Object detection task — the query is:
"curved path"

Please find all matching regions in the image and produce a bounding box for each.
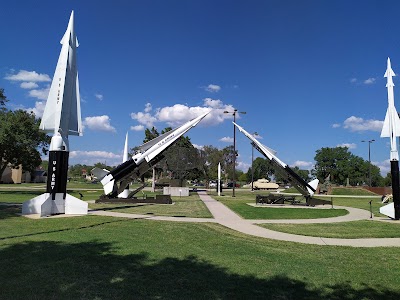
[89,191,400,247]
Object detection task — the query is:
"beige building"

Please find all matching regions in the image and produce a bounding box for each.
[1,165,31,184]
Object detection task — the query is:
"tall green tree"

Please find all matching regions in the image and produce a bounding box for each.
[291,166,311,182]
[137,126,204,184]
[201,145,223,180]
[143,127,159,143]
[0,88,8,110]
[313,146,383,186]
[221,145,237,180]
[0,109,50,175]
[246,157,275,182]
[313,147,352,185]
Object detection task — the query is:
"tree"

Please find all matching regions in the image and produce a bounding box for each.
[313,147,353,185]
[383,172,392,187]
[0,88,8,110]
[143,127,159,143]
[291,166,311,182]
[136,126,204,186]
[201,145,223,180]
[0,109,50,176]
[238,172,248,182]
[246,157,275,182]
[313,146,383,186]
[221,145,237,180]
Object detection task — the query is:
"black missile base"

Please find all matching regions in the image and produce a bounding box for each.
[390,160,400,220]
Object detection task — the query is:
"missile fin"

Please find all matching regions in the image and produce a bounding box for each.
[384,68,396,78]
[91,167,110,181]
[306,178,319,196]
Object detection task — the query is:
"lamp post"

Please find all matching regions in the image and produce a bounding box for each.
[224,109,246,197]
[251,132,258,191]
[361,139,375,186]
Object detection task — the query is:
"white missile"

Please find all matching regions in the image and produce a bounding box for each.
[380,58,400,219]
[100,111,210,196]
[22,11,87,216]
[218,162,221,196]
[40,10,82,151]
[118,132,130,198]
[233,122,318,197]
[381,57,400,161]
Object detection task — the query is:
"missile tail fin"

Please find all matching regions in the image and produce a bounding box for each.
[91,167,110,181]
[306,179,319,197]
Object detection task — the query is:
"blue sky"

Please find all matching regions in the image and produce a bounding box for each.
[1,0,400,175]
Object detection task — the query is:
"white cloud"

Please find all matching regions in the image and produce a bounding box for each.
[129,99,239,129]
[350,78,357,83]
[20,82,38,89]
[193,144,204,150]
[144,103,152,113]
[69,150,122,167]
[28,87,50,100]
[291,161,313,169]
[156,104,212,126]
[130,125,145,131]
[364,78,376,85]
[95,94,103,101]
[374,159,390,176]
[5,70,51,82]
[205,84,221,93]
[343,116,383,132]
[70,150,121,159]
[25,101,46,118]
[84,115,116,132]
[131,111,158,128]
[337,143,357,149]
[203,98,222,108]
[220,136,233,143]
[332,123,341,128]
[237,161,250,172]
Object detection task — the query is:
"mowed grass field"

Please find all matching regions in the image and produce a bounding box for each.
[1,184,400,299]
[1,206,400,299]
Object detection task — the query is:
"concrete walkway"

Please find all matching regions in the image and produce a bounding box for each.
[88,191,400,247]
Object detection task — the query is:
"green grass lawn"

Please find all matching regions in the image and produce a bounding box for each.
[260,220,400,238]
[212,190,388,219]
[212,191,348,219]
[0,207,400,299]
[320,196,384,216]
[90,193,213,218]
[0,188,104,204]
[330,187,378,195]
[219,199,348,219]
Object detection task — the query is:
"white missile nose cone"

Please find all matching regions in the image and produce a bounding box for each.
[201,110,211,118]
[68,10,74,28]
[388,57,391,68]
[195,110,211,122]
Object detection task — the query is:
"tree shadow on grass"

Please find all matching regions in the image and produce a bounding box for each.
[0,240,397,300]
[0,205,21,220]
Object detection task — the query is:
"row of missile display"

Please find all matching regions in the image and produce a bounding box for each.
[21,10,400,220]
